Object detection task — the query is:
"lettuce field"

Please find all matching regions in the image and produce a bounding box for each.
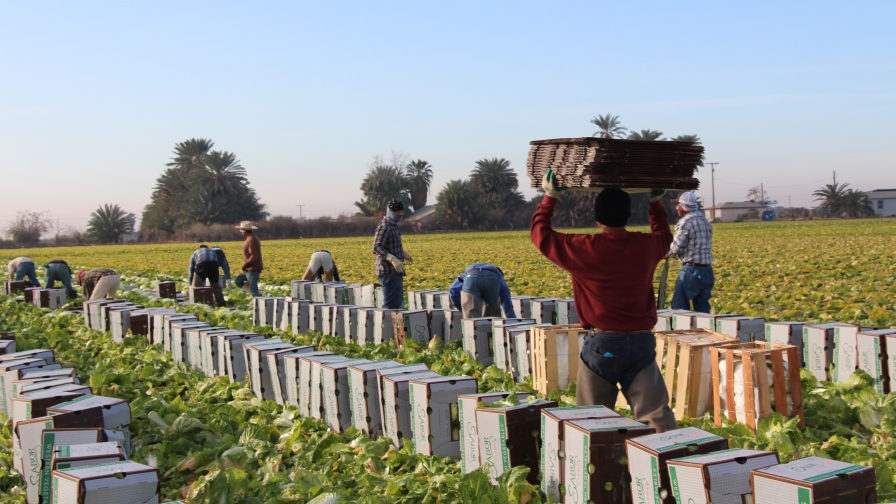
[2,218,896,502]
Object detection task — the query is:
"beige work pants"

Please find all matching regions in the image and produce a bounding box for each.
[89,274,121,300]
[460,291,502,319]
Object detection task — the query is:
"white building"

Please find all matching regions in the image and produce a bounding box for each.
[865,189,896,217]
[706,201,768,222]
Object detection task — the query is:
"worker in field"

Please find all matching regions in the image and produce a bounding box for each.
[449,264,516,319]
[668,191,714,313]
[236,221,263,297]
[531,169,676,432]
[372,199,412,309]
[77,267,121,300]
[302,250,340,282]
[210,246,232,289]
[44,259,78,299]
[188,245,226,306]
[7,257,39,287]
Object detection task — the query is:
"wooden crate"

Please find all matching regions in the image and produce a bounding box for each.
[710,341,804,431]
[156,281,177,299]
[189,286,215,305]
[4,281,26,295]
[530,324,587,395]
[655,329,738,419]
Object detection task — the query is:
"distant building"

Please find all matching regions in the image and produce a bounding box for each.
[707,201,768,222]
[865,189,896,217]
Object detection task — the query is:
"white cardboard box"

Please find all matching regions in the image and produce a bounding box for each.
[298,354,348,418]
[3,366,67,417]
[170,322,210,364]
[246,340,294,401]
[372,309,399,344]
[290,280,314,300]
[283,351,332,409]
[531,299,562,325]
[442,309,464,343]
[667,448,778,504]
[321,359,371,432]
[751,456,877,504]
[381,370,440,449]
[509,329,533,382]
[267,346,314,405]
[673,312,705,331]
[51,441,126,472]
[13,385,91,427]
[341,306,360,344]
[15,415,55,502]
[354,308,377,346]
[149,311,179,346]
[555,299,579,325]
[408,376,478,459]
[52,460,161,504]
[857,329,896,393]
[348,361,415,439]
[222,334,265,383]
[160,315,197,352]
[48,395,131,430]
[475,399,557,484]
[694,314,737,332]
[716,316,766,342]
[38,428,108,504]
[492,319,535,372]
[458,392,531,474]
[832,324,872,383]
[289,299,312,335]
[510,296,539,319]
[765,322,806,366]
[462,318,497,366]
[195,328,239,377]
[803,323,855,382]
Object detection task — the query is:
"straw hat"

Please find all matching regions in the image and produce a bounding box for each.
[235,221,259,231]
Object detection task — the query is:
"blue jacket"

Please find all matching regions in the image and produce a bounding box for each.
[188,246,218,283]
[449,263,516,317]
[211,247,231,279]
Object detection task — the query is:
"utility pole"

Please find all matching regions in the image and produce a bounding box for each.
[788,195,791,208]
[833,171,836,185]
[707,162,719,221]
[760,183,765,206]
[295,205,305,221]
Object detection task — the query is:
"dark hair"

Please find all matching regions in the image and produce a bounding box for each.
[594,188,632,227]
[199,244,208,248]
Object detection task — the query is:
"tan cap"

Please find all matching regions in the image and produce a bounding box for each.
[235,221,259,230]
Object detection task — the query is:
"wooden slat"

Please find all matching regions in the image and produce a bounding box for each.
[711,348,722,427]
[755,353,772,421]
[655,335,667,370]
[674,346,693,418]
[771,351,788,416]
[742,352,757,430]
[725,351,737,425]
[664,339,678,400]
[686,345,705,418]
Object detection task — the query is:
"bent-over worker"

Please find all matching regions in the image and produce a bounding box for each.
[188,244,226,306]
[77,268,121,301]
[530,169,677,432]
[7,257,39,287]
[44,259,78,299]
[303,250,340,282]
[449,264,516,319]
[668,191,714,313]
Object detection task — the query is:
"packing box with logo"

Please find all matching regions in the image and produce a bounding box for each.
[751,456,877,504]
[475,399,557,485]
[14,416,55,501]
[13,385,92,425]
[672,311,704,330]
[288,299,312,335]
[655,329,736,418]
[299,355,349,418]
[32,288,68,309]
[492,319,535,372]
[509,328,533,382]
[3,366,68,416]
[52,460,161,504]
[170,321,210,364]
[625,427,729,504]
[394,310,443,347]
[694,313,736,332]
[716,316,767,342]
[510,296,539,319]
[531,298,562,325]
[803,322,856,382]
[246,340,294,401]
[462,317,498,366]
[374,364,431,435]
[37,428,115,504]
[832,324,873,384]
[856,329,896,393]
[530,325,587,395]
[382,370,441,449]
[284,351,332,408]
[458,392,531,474]
[540,405,622,501]
[267,346,314,405]
[563,417,655,504]
[442,309,463,342]
[667,448,779,504]
[48,395,131,431]
[347,360,406,438]
[191,328,237,375]
[710,342,803,431]
[354,308,377,346]
[408,376,478,459]
[322,359,372,433]
[372,309,399,344]
[0,355,57,417]
[555,299,579,325]
[51,441,126,473]
[222,334,265,383]
[765,322,806,366]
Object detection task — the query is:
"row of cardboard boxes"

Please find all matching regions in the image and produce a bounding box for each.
[0,344,174,504]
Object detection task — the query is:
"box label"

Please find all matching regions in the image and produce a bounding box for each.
[669,466,682,504]
[798,487,811,504]
[498,414,509,472]
[650,455,660,503]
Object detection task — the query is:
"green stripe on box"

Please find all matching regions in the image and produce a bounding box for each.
[655,436,723,453]
[40,432,57,503]
[798,487,811,504]
[651,456,660,504]
[804,464,866,483]
[803,328,809,365]
[582,433,589,499]
[498,415,510,472]
[669,466,682,504]
[874,339,883,393]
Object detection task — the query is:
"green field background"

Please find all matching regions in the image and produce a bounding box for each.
[4,219,896,326]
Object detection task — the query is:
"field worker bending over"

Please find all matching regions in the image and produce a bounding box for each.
[188,244,226,306]
[449,264,516,319]
[44,259,78,299]
[668,191,714,313]
[531,169,677,432]
[373,199,413,310]
[211,246,232,289]
[303,250,340,282]
[7,257,39,287]
[77,268,120,300]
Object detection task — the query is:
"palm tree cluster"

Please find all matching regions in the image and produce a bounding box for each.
[141,139,268,233]
[354,158,433,217]
[87,204,135,243]
[434,158,526,228]
[813,183,874,218]
[590,113,703,167]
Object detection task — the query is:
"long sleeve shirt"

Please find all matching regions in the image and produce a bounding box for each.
[188,247,219,282]
[7,257,33,277]
[372,216,404,276]
[241,234,263,272]
[212,247,231,279]
[530,195,672,332]
[668,211,713,265]
[81,268,116,300]
[449,264,516,317]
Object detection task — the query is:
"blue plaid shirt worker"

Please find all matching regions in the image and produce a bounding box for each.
[373,199,412,309]
[668,192,714,312]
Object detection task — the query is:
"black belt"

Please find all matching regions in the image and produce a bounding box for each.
[685,262,711,268]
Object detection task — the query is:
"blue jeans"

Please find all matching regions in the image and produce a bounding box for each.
[671,264,714,313]
[462,269,502,305]
[245,271,261,297]
[581,332,656,392]
[378,273,404,310]
[45,263,77,298]
[15,262,39,287]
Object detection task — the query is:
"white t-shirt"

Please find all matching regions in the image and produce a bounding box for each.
[308,251,334,276]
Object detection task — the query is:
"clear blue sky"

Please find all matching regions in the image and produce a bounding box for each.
[2,1,893,230]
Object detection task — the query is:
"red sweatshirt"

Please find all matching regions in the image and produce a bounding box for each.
[530,195,673,332]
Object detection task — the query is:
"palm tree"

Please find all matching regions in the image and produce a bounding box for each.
[627,129,664,141]
[590,114,627,138]
[470,158,519,209]
[434,180,487,228]
[746,186,768,204]
[406,159,434,211]
[202,150,248,198]
[813,183,849,217]
[355,164,411,217]
[837,189,874,218]
[167,138,214,173]
[672,134,701,144]
[87,204,135,243]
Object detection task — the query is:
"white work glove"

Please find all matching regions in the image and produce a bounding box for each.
[386,253,406,274]
[402,249,413,265]
[542,169,567,199]
[225,279,232,289]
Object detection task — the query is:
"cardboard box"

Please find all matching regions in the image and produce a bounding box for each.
[320,305,339,337]
[372,309,399,344]
[716,316,766,342]
[673,311,705,330]
[0,349,55,365]
[530,325,588,395]
[347,360,406,438]
[290,280,314,300]
[5,280,26,295]
[266,346,314,405]
[667,448,779,504]
[14,416,55,500]
[17,377,80,396]
[324,283,346,305]
[127,309,150,338]
[48,395,132,430]
[408,376,478,459]
[37,428,109,504]
[625,427,729,504]
[321,358,372,433]
[458,392,532,474]
[475,399,558,485]
[359,284,377,308]
[244,340,291,400]
[832,324,873,383]
[13,384,91,425]
[297,354,348,418]
[191,328,237,375]
[341,306,360,344]
[98,302,135,333]
[564,417,656,504]
[381,370,441,449]
[510,328,533,382]
[332,304,352,340]
[555,299,579,325]
[354,308,377,346]
[0,355,58,417]
[492,319,535,372]
[3,366,68,417]
[803,323,856,382]
[284,351,332,408]
[160,314,198,352]
[307,303,331,334]
[531,298,563,325]
[510,296,539,319]
[52,461,161,504]
[288,299,312,335]
[395,310,444,346]
[278,297,293,332]
[751,456,877,504]
[221,334,265,383]
[0,332,16,355]
[188,285,215,305]
[253,297,285,327]
[424,291,450,310]
[147,309,178,345]
[32,288,68,309]
[51,441,126,472]
[655,310,676,331]
[170,321,210,364]
[84,300,124,331]
[156,280,177,298]
[856,329,896,393]
[344,283,364,306]
[462,318,498,366]
[442,309,464,343]
[310,356,356,421]
[694,313,737,332]
[541,406,622,501]
[765,322,806,366]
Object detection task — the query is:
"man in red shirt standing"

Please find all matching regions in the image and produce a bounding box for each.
[531,170,677,432]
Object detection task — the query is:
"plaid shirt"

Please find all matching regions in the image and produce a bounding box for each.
[81,268,117,299]
[372,216,404,276]
[189,247,219,282]
[669,211,713,265]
